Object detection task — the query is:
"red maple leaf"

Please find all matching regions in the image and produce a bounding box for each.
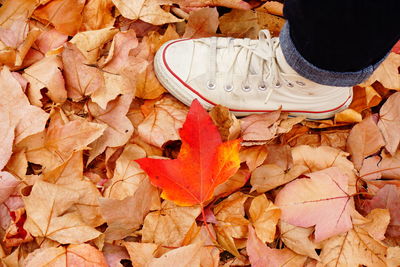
[136,99,241,207]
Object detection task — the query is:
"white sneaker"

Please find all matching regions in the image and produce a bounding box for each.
[154,30,353,120]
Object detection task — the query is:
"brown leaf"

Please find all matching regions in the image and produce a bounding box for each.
[247,225,307,267]
[102,243,130,267]
[142,200,201,247]
[23,180,102,244]
[240,110,281,145]
[0,110,14,170]
[219,9,260,38]
[70,27,118,64]
[378,92,400,155]
[99,178,155,241]
[240,145,268,171]
[23,244,108,267]
[209,105,241,142]
[0,0,37,28]
[18,116,105,171]
[112,0,182,25]
[360,53,400,90]
[138,95,188,147]
[346,115,386,170]
[81,0,115,31]
[34,28,68,56]
[87,95,134,163]
[23,55,67,106]
[248,194,280,243]
[124,242,161,266]
[34,0,85,36]
[0,172,19,205]
[0,67,49,143]
[256,1,284,16]
[62,42,104,101]
[183,8,219,38]
[147,243,202,267]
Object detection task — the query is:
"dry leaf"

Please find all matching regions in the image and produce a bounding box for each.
[23,180,101,244]
[148,242,202,267]
[23,244,108,266]
[81,0,115,31]
[102,243,130,267]
[219,10,260,38]
[240,145,268,171]
[209,105,241,142]
[247,225,307,267]
[378,92,400,155]
[138,95,188,147]
[248,194,280,243]
[183,8,219,38]
[275,167,352,242]
[34,0,85,36]
[346,115,386,169]
[142,200,201,247]
[240,110,281,145]
[124,242,161,267]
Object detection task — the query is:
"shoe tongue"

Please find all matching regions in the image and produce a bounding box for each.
[275,46,297,74]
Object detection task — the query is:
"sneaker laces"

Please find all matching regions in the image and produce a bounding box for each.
[204,30,302,104]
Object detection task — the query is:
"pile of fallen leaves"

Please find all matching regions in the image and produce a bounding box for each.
[1,0,400,266]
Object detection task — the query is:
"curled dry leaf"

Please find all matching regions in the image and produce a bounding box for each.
[378,92,400,155]
[360,185,400,237]
[138,95,188,148]
[247,225,307,267]
[346,115,386,170]
[275,167,352,242]
[23,244,108,267]
[34,0,86,36]
[248,194,280,243]
[87,95,134,164]
[23,180,101,244]
[183,8,219,38]
[112,0,182,25]
[318,212,388,267]
[147,242,202,267]
[23,55,67,106]
[70,27,118,64]
[209,105,241,142]
[99,178,155,241]
[240,145,268,172]
[0,67,48,144]
[3,208,33,247]
[81,0,115,31]
[360,52,400,90]
[279,221,320,260]
[240,110,281,146]
[62,42,104,101]
[142,200,201,247]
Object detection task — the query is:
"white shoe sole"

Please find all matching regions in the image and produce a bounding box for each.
[154,40,353,120]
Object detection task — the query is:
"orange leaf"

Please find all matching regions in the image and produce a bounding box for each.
[136,99,241,206]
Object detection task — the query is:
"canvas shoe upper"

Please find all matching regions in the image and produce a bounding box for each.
[154,30,353,120]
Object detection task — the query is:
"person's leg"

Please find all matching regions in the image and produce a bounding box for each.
[281,0,400,86]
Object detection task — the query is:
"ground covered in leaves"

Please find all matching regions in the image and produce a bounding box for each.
[1,0,400,266]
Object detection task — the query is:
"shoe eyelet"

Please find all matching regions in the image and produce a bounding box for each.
[274,81,281,88]
[224,84,233,92]
[258,84,267,91]
[286,82,294,88]
[296,81,306,86]
[242,85,251,92]
[207,81,216,90]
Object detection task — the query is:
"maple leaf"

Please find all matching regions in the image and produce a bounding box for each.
[136,99,241,207]
[275,167,353,242]
[23,244,108,266]
[378,92,400,155]
[247,225,307,267]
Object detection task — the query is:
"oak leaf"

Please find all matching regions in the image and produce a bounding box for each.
[142,200,201,247]
[346,115,386,170]
[183,8,219,38]
[23,180,102,244]
[247,225,307,267]
[275,167,353,242]
[138,95,188,148]
[112,0,182,25]
[378,92,400,155]
[137,99,241,206]
[34,0,85,36]
[23,244,108,267]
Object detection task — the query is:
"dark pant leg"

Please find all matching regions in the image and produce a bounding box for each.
[283,0,400,72]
